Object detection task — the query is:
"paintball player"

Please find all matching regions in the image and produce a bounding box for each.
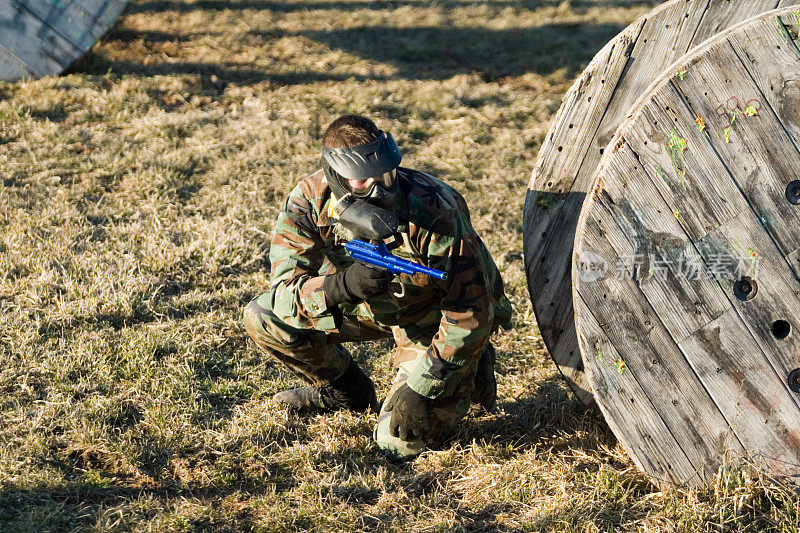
[243,114,512,460]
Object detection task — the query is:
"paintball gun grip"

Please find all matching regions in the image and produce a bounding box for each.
[345,240,448,280]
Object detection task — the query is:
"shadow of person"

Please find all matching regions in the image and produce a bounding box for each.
[447,371,615,456]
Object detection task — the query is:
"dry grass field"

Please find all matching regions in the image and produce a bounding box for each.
[1,0,800,530]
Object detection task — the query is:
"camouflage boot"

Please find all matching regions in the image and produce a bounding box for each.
[272,361,378,413]
[471,342,497,413]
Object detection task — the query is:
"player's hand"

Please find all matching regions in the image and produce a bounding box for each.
[383,384,432,441]
[323,262,392,305]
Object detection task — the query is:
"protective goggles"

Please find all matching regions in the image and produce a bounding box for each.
[348,168,397,197]
[321,131,402,182]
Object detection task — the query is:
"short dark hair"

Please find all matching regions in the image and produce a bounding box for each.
[322,115,380,149]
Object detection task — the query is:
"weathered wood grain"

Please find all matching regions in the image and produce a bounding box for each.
[679,311,800,483]
[673,31,800,259]
[575,291,707,486]
[574,8,800,487]
[0,42,36,79]
[0,2,80,76]
[621,90,750,241]
[0,0,129,81]
[589,143,732,341]
[19,0,115,50]
[577,213,742,487]
[524,0,788,405]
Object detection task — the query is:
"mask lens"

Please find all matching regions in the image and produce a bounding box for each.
[378,169,397,187]
[348,169,397,197]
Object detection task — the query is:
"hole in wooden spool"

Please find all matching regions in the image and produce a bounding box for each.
[733,277,758,301]
[772,320,791,340]
[786,180,800,205]
[789,369,800,393]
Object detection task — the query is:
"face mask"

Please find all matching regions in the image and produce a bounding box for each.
[321,131,402,210]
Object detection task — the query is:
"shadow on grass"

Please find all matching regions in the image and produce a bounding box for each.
[0,469,288,530]
[73,56,398,86]
[82,22,626,83]
[125,0,663,15]
[296,23,627,80]
[456,372,615,454]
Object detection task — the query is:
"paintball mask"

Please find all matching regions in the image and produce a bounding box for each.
[321,131,402,212]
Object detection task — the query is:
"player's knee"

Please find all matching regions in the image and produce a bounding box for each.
[373,413,425,462]
[244,295,313,352]
[243,295,277,340]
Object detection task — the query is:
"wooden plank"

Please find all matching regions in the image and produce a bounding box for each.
[585,146,731,341]
[679,311,800,482]
[524,0,784,405]
[670,17,800,259]
[71,0,129,27]
[594,0,719,153]
[0,44,36,80]
[692,0,785,43]
[696,211,800,383]
[574,292,705,487]
[731,13,800,149]
[0,1,82,76]
[577,213,743,487]
[789,248,800,273]
[574,7,800,487]
[620,92,750,242]
[0,0,128,80]
[15,0,114,50]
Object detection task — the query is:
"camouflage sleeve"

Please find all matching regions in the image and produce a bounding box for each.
[266,184,338,332]
[405,214,495,399]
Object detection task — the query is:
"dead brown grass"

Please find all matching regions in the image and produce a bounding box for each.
[0,0,798,531]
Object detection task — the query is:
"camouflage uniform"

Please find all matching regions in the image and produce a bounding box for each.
[243,167,512,459]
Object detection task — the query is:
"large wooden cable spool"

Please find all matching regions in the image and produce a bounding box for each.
[574,7,800,488]
[0,0,129,81]
[523,0,798,406]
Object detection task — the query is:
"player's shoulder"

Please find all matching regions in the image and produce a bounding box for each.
[398,168,471,238]
[398,167,467,213]
[295,169,330,205]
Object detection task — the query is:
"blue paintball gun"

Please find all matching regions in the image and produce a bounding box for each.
[345,240,448,280]
[333,195,448,281]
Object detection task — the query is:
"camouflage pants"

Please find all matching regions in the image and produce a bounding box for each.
[243,293,475,460]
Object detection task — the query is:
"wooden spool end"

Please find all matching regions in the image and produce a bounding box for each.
[0,0,130,81]
[574,7,800,488]
[523,0,798,406]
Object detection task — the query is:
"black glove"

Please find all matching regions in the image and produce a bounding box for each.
[383,383,432,441]
[323,262,392,306]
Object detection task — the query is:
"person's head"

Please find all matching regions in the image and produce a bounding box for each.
[321,115,401,211]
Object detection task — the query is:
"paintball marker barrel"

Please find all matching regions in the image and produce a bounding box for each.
[345,240,448,280]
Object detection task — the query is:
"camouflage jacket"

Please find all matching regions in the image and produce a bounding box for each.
[266,167,512,399]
